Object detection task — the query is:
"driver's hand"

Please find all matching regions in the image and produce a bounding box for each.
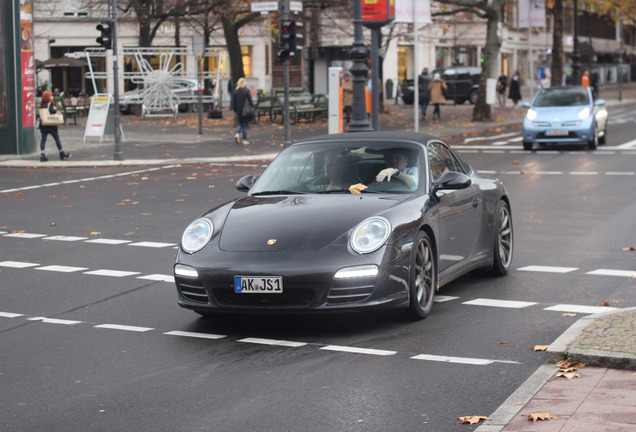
[376,168,398,182]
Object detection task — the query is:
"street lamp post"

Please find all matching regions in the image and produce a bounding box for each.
[571,0,581,86]
[47,37,56,91]
[347,0,373,133]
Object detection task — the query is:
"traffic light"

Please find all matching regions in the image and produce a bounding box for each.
[278,19,296,60]
[96,21,112,49]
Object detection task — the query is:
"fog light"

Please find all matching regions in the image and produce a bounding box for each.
[174,264,198,278]
[334,265,378,279]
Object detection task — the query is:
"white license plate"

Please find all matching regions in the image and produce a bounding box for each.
[545,129,568,136]
[234,276,283,293]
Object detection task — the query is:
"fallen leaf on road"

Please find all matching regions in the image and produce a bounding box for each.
[561,313,577,317]
[557,359,585,369]
[457,416,488,425]
[512,161,519,165]
[602,301,611,306]
[495,341,511,344]
[528,412,553,422]
[86,232,101,235]
[49,222,56,226]
[556,372,580,379]
[531,345,549,351]
[622,247,635,251]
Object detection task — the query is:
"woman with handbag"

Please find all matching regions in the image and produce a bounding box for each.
[231,78,254,146]
[428,73,448,121]
[39,90,70,162]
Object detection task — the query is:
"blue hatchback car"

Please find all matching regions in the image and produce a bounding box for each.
[522,86,608,150]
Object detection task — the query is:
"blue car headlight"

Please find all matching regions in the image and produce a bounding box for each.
[350,217,391,254]
[578,107,591,119]
[526,109,537,121]
[181,218,213,254]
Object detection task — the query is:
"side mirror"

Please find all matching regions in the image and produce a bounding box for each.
[594,99,606,107]
[432,171,472,192]
[235,175,257,192]
[521,102,530,108]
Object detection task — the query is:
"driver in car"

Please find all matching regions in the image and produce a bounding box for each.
[375,150,418,188]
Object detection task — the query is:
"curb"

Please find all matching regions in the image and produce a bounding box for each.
[545,306,636,369]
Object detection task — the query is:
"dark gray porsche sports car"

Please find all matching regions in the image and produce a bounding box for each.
[174,132,513,320]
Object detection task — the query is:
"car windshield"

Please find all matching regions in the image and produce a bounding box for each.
[534,88,589,107]
[249,141,424,195]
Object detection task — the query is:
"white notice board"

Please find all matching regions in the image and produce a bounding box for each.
[84,94,112,143]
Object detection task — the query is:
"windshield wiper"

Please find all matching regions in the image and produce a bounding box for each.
[251,190,305,196]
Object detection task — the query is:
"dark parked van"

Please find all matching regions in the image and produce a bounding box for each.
[439,66,481,105]
[400,66,482,105]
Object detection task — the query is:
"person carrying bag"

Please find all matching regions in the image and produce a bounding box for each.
[232,78,254,146]
[38,91,70,162]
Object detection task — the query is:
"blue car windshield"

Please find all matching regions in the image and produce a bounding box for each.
[249,141,423,195]
[534,89,589,107]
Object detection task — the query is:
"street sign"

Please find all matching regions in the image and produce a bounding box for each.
[250,1,278,13]
[290,1,303,12]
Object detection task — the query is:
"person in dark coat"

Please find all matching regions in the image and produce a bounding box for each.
[508,70,522,107]
[418,68,432,120]
[231,77,254,145]
[497,73,508,107]
[38,90,70,162]
[590,67,600,99]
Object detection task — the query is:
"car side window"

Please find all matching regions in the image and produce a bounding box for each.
[427,142,464,183]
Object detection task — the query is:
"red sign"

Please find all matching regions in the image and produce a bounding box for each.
[20,0,36,127]
[362,0,395,25]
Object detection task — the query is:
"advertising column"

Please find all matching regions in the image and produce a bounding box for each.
[0,0,36,155]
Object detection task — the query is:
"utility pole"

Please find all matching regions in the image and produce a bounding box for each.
[281,0,291,145]
[110,0,122,160]
[347,0,373,133]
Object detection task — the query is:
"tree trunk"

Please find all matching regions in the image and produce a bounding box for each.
[472,0,504,122]
[136,7,153,47]
[551,0,564,87]
[221,14,245,80]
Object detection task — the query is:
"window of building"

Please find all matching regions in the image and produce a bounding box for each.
[242,45,252,77]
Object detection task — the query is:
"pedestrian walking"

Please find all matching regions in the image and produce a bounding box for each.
[428,73,447,121]
[590,67,600,99]
[342,73,353,123]
[418,68,432,120]
[231,77,254,146]
[38,90,70,162]
[496,73,508,107]
[508,70,522,107]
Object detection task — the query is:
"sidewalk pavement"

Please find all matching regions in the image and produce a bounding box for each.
[2,82,635,168]
[2,84,636,431]
[478,308,636,432]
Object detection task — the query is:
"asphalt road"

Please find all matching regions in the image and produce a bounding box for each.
[1,104,635,432]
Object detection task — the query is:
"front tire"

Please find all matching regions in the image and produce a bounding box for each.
[492,200,513,275]
[588,128,598,150]
[523,141,533,151]
[407,231,436,320]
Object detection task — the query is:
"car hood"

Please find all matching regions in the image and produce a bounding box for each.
[532,106,588,122]
[218,194,403,252]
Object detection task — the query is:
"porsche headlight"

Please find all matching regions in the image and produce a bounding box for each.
[578,107,591,119]
[181,218,213,254]
[350,217,391,254]
[526,109,537,121]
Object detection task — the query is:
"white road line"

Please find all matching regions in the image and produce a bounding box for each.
[94,324,154,332]
[434,295,459,303]
[320,345,396,356]
[137,274,175,283]
[43,236,88,242]
[462,298,537,309]
[128,241,176,248]
[535,171,564,175]
[570,171,598,175]
[517,265,578,273]
[164,330,227,340]
[238,337,307,348]
[0,312,23,318]
[36,265,89,273]
[84,238,132,245]
[544,304,618,314]
[0,261,40,268]
[27,317,82,325]
[411,354,496,365]
[3,233,47,239]
[617,139,636,149]
[84,269,141,277]
[606,172,635,175]
[586,269,636,277]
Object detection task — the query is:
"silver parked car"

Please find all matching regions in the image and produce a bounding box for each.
[522,86,608,150]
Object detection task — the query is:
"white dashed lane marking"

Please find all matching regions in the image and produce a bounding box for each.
[164,331,226,340]
[1,231,175,249]
[518,265,578,273]
[543,304,618,314]
[239,337,308,348]
[462,299,538,309]
[94,324,154,332]
[320,345,396,356]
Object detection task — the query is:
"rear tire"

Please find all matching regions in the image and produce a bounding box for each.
[407,231,436,320]
[492,200,513,275]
